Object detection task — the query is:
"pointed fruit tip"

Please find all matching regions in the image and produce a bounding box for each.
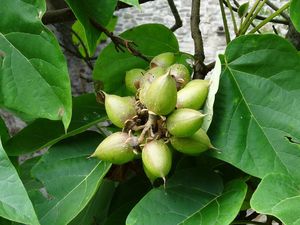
[87,153,96,159]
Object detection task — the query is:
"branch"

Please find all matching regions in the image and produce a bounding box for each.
[190,0,207,79]
[42,8,75,24]
[90,19,150,62]
[223,0,289,25]
[167,0,183,32]
[42,0,155,25]
[266,0,290,21]
[218,0,231,43]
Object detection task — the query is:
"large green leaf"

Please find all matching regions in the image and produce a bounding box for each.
[0,0,72,129]
[69,179,116,225]
[5,94,107,156]
[251,173,300,225]
[0,140,39,225]
[93,23,179,95]
[209,34,300,180]
[290,0,300,32]
[181,179,247,225]
[126,168,223,225]
[65,0,118,54]
[31,131,111,225]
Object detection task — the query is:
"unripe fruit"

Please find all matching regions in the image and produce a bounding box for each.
[104,93,136,128]
[144,73,177,115]
[142,140,172,179]
[170,128,213,155]
[166,108,205,137]
[91,132,137,164]
[139,67,167,104]
[125,68,145,94]
[176,79,209,110]
[168,64,191,90]
[139,67,167,88]
[150,52,175,68]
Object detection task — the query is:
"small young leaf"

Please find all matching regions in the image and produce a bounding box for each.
[238,2,249,18]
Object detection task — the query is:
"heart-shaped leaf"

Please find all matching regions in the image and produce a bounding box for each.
[209,34,300,180]
[126,168,223,225]
[0,0,72,129]
[251,173,300,225]
[0,140,39,225]
[31,132,111,225]
[290,0,300,32]
[5,94,107,156]
[93,23,179,95]
[65,0,118,54]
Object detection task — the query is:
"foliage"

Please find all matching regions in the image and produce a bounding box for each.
[0,0,300,225]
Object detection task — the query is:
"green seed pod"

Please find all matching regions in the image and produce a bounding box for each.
[104,93,136,128]
[139,67,167,88]
[144,73,177,115]
[139,67,167,104]
[166,108,205,137]
[142,140,172,179]
[91,132,137,164]
[125,68,145,94]
[150,52,175,68]
[176,79,210,110]
[168,64,191,90]
[170,128,213,155]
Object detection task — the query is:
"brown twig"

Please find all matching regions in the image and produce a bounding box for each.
[167,0,183,32]
[90,19,150,62]
[42,0,155,25]
[223,0,289,25]
[190,0,207,79]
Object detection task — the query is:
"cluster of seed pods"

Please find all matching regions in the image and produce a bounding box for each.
[91,52,213,183]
